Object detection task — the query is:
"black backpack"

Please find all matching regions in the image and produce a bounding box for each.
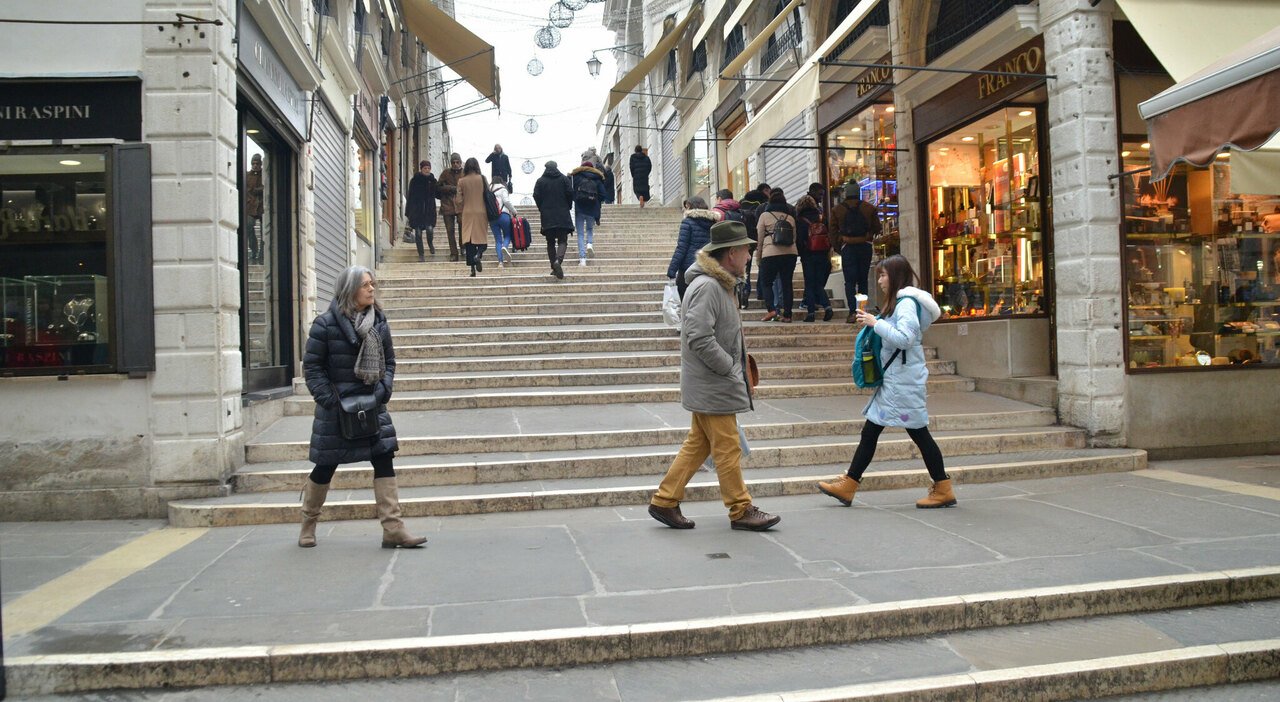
[574,175,599,203]
[766,212,795,247]
[840,200,870,240]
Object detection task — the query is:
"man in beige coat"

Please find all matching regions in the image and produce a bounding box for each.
[435,153,464,261]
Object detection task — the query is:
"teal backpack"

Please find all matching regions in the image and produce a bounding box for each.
[851,297,919,389]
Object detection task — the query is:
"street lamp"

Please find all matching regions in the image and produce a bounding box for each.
[586,43,642,77]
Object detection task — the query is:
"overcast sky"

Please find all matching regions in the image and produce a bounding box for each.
[443,0,620,202]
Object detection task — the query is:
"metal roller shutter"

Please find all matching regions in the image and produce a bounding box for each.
[311,100,349,317]
[660,114,681,205]
[762,113,810,204]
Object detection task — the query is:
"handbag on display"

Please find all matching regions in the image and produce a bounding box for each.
[338,394,381,440]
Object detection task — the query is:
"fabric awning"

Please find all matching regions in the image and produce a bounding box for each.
[691,0,726,49]
[1114,0,1280,81]
[402,0,500,106]
[725,0,879,166]
[673,82,721,155]
[605,12,696,114]
[722,0,762,39]
[718,0,804,86]
[1139,25,1280,180]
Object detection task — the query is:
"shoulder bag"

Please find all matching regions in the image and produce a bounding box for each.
[338,394,381,440]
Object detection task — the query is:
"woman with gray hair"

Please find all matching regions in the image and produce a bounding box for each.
[298,265,427,549]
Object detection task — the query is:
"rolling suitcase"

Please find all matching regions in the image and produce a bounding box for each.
[512,216,531,251]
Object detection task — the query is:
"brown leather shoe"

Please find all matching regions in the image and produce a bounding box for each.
[916,479,957,509]
[730,505,781,531]
[648,504,695,529]
[817,474,859,506]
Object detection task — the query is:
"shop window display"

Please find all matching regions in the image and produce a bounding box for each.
[925,106,1045,318]
[825,102,899,258]
[1121,144,1280,370]
[0,150,111,371]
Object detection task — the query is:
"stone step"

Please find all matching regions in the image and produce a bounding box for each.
[377,279,670,295]
[381,300,840,319]
[388,311,667,329]
[282,375,978,413]
[392,332,872,357]
[174,445,1138,525]
[388,321,855,343]
[14,567,1271,695]
[379,287,824,307]
[391,347,899,372]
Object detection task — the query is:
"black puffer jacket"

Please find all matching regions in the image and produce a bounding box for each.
[304,300,398,465]
[533,165,575,235]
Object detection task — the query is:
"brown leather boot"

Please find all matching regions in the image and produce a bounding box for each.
[648,504,695,529]
[818,475,860,506]
[916,479,957,509]
[298,479,329,548]
[373,477,427,548]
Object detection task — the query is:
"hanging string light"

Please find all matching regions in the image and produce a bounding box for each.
[527,57,544,76]
[534,25,561,49]
[524,118,539,134]
[548,3,573,28]
[522,159,535,174]
[559,0,588,10]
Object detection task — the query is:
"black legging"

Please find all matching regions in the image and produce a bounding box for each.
[544,233,568,266]
[310,453,395,484]
[847,420,948,483]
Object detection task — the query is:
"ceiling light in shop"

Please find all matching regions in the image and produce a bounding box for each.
[850,126,862,132]
[1018,110,1033,117]
[1017,138,1031,143]
[939,147,949,153]
[59,159,81,166]
[884,106,895,113]
[1141,142,1151,150]
[1217,152,1230,159]
[835,135,845,141]
[246,129,260,134]
[961,136,975,142]
[1121,150,1131,157]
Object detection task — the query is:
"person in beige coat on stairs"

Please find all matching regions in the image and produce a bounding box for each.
[298,266,428,549]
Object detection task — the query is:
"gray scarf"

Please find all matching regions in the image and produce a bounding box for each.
[351,308,385,385]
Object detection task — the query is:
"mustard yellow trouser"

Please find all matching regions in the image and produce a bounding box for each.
[651,412,752,521]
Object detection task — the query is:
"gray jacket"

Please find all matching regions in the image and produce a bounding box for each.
[679,250,752,415]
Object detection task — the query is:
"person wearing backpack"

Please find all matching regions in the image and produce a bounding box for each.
[832,183,882,322]
[817,254,955,509]
[570,161,607,267]
[738,183,770,311]
[795,185,834,322]
[755,189,798,322]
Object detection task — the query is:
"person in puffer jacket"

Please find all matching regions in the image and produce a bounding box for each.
[817,255,956,510]
[666,195,718,299]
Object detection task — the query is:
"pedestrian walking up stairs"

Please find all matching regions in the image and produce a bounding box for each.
[86,203,1273,699]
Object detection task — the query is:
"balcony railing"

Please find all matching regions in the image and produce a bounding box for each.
[926,0,1033,63]
[761,21,802,70]
[721,25,745,72]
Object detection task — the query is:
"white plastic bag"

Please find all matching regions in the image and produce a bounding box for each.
[699,424,751,472]
[662,281,682,330]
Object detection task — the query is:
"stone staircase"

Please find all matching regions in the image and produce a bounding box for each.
[138,205,1280,700]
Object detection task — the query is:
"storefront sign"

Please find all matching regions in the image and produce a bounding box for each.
[238,10,307,137]
[913,37,1046,143]
[0,79,141,141]
[818,53,892,133]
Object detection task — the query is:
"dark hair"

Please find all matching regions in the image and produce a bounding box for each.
[463,157,481,175]
[768,189,787,205]
[716,188,733,200]
[757,183,771,192]
[635,145,645,153]
[808,182,823,193]
[419,160,430,169]
[877,254,918,317]
[686,195,708,210]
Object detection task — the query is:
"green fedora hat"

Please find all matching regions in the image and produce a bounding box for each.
[702,220,752,252]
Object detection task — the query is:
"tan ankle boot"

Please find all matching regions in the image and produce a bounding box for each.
[298,480,330,548]
[916,479,957,509]
[373,477,427,548]
[817,475,860,506]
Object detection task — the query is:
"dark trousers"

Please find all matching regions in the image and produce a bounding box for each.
[441,214,461,257]
[841,242,875,301]
[676,268,688,299]
[545,233,568,268]
[464,242,488,265]
[847,420,948,483]
[759,255,797,318]
[800,253,832,312]
[310,453,395,484]
[413,226,434,257]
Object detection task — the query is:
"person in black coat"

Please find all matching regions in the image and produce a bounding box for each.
[601,155,616,205]
[629,145,652,208]
[570,162,608,265]
[533,161,574,279]
[405,160,437,261]
[484,144,512,189]
[298,265,427,550]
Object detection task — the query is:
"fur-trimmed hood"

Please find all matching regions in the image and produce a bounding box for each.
[683,208,718,222]
[687,249,738,291]
[893,286,942,329]
[570,165,604,177]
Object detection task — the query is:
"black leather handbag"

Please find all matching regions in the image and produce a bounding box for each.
[338,394,381,440]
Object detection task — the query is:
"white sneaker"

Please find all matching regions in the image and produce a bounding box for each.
[498,261,505,268]
[587,243,594,256]
[502,246,512,259]
[578,258,587,267]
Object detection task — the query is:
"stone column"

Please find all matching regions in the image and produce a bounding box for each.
[889,0,923,276]
[144,0,245,504]
[1041,0,1126,446]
